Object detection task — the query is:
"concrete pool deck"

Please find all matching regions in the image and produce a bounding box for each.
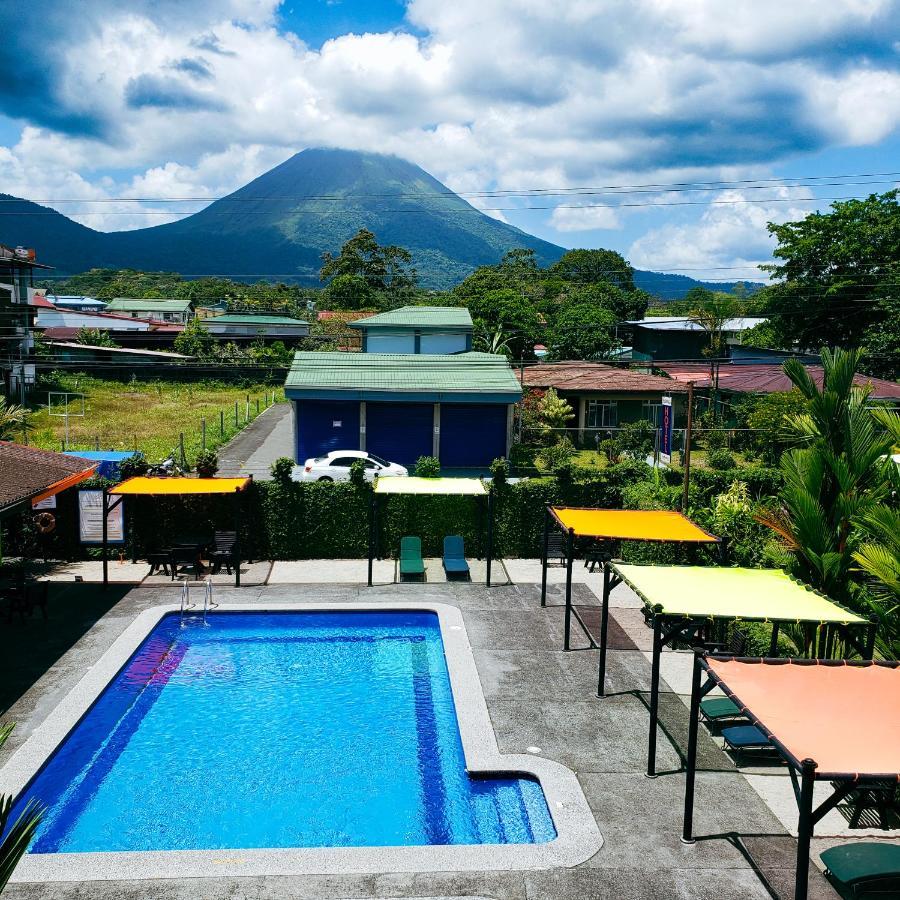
[0,575,845,899]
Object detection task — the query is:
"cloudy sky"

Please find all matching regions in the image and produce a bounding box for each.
[1,0,899,280]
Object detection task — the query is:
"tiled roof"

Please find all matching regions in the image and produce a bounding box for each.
[519,362,687,393]
[349,306,473,330]
[656,363,900,399]
[0,443,96,512]
[106,298,192,312]
[285,351,521,396]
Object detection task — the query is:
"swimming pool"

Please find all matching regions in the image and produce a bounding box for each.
[11,610,555,853]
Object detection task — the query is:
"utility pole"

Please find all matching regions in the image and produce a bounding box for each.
[682,381,694,512]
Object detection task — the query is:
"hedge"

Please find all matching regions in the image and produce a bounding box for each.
[0,461,783,563]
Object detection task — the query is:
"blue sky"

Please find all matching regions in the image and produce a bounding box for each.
[0,0,898,280]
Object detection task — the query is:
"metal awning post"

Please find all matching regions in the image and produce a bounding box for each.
[233,486,242,587]
[563,526,575,650]
[794,759,817,900]
[682,651,714,843]
[102,487,109,589]
[367,489,375,587]
[485,489,494,587]
[647,613,663,777]
[597,563,621,697]
[540,507,551,607]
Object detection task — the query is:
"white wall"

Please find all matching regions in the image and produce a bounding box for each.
[420,332,467,354]
[367,332,416,353]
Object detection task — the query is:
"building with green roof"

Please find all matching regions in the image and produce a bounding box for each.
[204,313,309,340]
[348,305,473,354]
[284,351,520,468]
[105,298,193,324]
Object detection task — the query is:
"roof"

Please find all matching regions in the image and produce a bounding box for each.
[374,477,487,496]
[285,352,522,397]
[110,476,251,495]
[656,363,900,399]
[206,314,308,326]
[611,564,867,623]
[704,658,900,777]
[0,442,97,513]
[629,317,767,332]
[349,306,473,330]
[46,341,191,359]
[28,294,56,308]
[551,508,717,543]
[520,362,687,394]
[106,298,192,313]
[48,295,105,306]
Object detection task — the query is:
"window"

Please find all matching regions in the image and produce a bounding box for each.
[330,457,356,467]
[642,401,662,424]
[585,399,617,428]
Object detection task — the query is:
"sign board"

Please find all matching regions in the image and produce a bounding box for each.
[660,396,674,465]
[78,490,124,544]
[32,494,57,510]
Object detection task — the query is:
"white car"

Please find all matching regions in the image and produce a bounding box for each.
[292,450,408,483]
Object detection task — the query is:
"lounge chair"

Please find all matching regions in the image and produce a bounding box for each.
[399,536,425,582]
[700,697,743,724]
[442,535,470,580]
[821,842,900,897]
[721,724,774,763]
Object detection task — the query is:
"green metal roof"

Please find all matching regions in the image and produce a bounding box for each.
[207,314,308,325]
[348,306,473,330]
[285,352,521,396]
[106,298,192,312]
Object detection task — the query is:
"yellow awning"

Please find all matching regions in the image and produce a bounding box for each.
[110,476,251,495]
[550,508,718,543]
[612,564,867,624]
[374,477,487,496]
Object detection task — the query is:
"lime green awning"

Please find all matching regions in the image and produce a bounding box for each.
[612,564,867,624]
[374,477,487,496]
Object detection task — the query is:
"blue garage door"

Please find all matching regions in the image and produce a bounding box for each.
[296,400,360,462]
[366,402,433,467]
[440,404,508,468]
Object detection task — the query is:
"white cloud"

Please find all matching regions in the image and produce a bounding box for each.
[550,205,622,231]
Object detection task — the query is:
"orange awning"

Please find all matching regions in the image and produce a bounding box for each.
[706,658,900,777]
[110,476,251,495]
[30,466,98,505]
[550,508,718,543]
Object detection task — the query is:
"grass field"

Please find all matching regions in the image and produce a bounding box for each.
[25,375,282,464]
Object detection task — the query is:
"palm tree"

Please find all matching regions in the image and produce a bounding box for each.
[688,292,738,358]
[0,724,43,892]
[0,398,27,441]
[756,348,894,605]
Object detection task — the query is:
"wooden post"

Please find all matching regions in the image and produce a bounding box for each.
[220,409,224,438]
[201,418,206,451]
[682,381,694,511]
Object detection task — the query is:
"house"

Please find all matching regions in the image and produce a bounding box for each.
[44,341,192,366]
[348,306,473,354]
[285,351,521,468]
[36,306,152,332]
[104,298,193,324]
[628,316,768,361]
[519,362,688,432]
[657,361,900,403]
[203,314,309,342]
[45,294,107,313]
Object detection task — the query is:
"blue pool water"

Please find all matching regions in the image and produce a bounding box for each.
[11,611,555,852]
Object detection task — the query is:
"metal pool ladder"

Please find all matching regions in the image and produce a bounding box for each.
[179,578,213,625]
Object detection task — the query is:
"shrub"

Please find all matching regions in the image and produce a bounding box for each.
[194,450,219,477]
[707,449,737,470]
[118,452,148,480]
[489,457,509,486]
[542,436,576,472]
[598,438,620,463]
[270,456,295,484]
[616,420,655,458]
[414,455,440,477]
[349,458,368,488]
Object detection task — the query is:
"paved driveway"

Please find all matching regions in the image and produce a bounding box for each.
[217,402,293,480]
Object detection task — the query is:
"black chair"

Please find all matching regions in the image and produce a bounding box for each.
[545,534,567,567]
[25,581,49,621]
[147,551,171,577]
[170,545,203,581]
[208,531,238,575]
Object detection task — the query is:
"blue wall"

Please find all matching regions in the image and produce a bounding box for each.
[296,400,360,462]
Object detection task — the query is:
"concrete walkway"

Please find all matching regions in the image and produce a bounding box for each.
[217,402,293,480]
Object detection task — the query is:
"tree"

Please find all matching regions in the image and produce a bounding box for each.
[687,291,739,357]
[0,397,27,440]
[0,723,44,891]
[760,190,900,351]
[550,248,636,292]
[860,277,900,380]
[320,228,417,294]
[534,388,574,442]
[756,348,894,604]
[466,288,540,361]
[75,327,119,348]
[173,317,213,358]
[547,302,617,360]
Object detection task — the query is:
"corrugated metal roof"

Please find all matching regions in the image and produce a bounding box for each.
[520,362,687,393]
[657,363,900,399]
[349,306,473,330]
[285,351,521,395]
[629,317,767,332]
[106,298,192,312]
[208,314,308,325]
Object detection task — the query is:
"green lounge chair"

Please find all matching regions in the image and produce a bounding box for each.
[821,842,900,897]
[399,536,425,582]
[700,697,742,723]
[442,535,470,580]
